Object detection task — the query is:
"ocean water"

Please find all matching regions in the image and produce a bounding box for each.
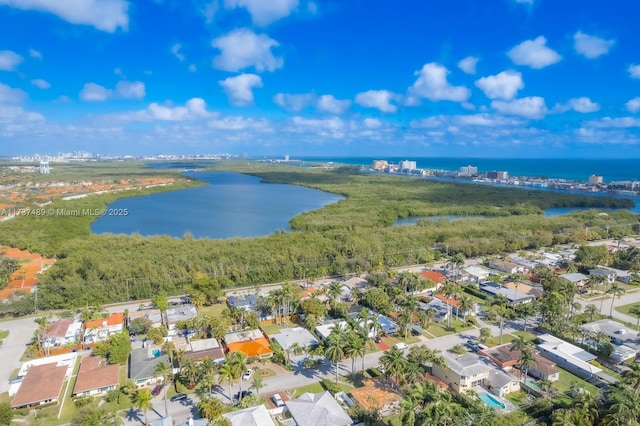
[294,157,640,183]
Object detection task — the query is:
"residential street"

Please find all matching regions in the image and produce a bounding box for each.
[0,316,38,394]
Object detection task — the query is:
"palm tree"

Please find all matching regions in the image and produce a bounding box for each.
[197,396,226,422]
[606,283,626,318]
[458,295,474,325]
[490,294,511,344]
[154,361,172,417]
[410,380,440,409]
[603,382,640,425]
[181,358,199,389]
[441,281,457,328]
[229,351,247,402]
[399,396,420,426]
[518,348,535,383]
[327,281,343,315]
[344,332,363,380]
[324,327,345,384]
[131,388,153,425]
[517,302,537,332]
[551,408,575,426]
[629,305,640,330]
[380,347,407,384]
[584,304,599,322]
[250,375,265,394]
[218,360,235,403]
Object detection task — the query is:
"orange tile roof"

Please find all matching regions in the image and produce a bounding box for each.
[435,293,460,309]
[85,313,124,330]
[227,337,273,357]
[420,271,446,284]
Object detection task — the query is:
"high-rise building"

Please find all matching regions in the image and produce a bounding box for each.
[39,160,50,174]
[588,174,603,184]
[487,171,508,179]
[398,160,417,171]
[459,165,478,176]
[372,160,388,170]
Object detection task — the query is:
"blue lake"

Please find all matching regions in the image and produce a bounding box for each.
[91,171,343,239]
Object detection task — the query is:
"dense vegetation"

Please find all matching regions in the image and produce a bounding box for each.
[0,161,637,311]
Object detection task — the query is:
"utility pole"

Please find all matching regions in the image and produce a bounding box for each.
[34,286,38,313]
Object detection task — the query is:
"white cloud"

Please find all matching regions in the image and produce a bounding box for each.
[317,94,350,114]
[475,70,523,100]
[80,82,112,101]
[121,98,213,122]
[585,117,640,128]
[219,73,263,106]
[224,0,298,26]
[507,36,562,69]
[31,79,51,89]
[626,97,640,113]
[0,0,129,32]
[212,28,283,72]
[115,81,145,99]
[363,118,382,129]
[355,90,397,113]
[457,56,479,74]
[0,83,27,103]
[29,48,42,59]
[80,81,145,101]
[273,93,315,111]
[573,31,614,59]
[171,43,185,61]
[0,50,23,71]
[491,96,548,119]
[566,97,600,113]
[409,62,470,102]
[628,64,640,79]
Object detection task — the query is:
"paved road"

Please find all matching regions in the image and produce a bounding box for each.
[0,316,38,393]
[577,287,640,325]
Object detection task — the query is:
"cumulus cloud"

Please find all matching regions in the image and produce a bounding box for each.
[628,64,640,79]
[0,0,129,32]
[491,96,548,119]
[573,32,614,59]
[273,93,315,111]
[31,79,51,89]
[29,48,42,59]
[121,98,213,121]
[584,117,640,128]
[355,90,397,113]
[224,0,298,26]
[475,70,523,100]
[414,65,467,100]
[409,63,470,103]
[219,73,263,106]
[80,81,145,101]
[457,56,479,74]
[171,43,185,61]
[317,95,350,114]
[626,97,640,113]
[507,36,561,69]
[556,97,600,113]
[0,83,27,103]
[115,81,145,99]
[212,28,283,72]
[0,50,23,71]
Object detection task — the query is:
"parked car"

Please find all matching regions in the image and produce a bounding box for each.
[234,390,253,402]
[374,335,382,343]
[170,393,188,402]
[272,393,285,407]
[242,369,253,381]
[411,328,421,336]
[151,384,164,396]
[393,342,408,350]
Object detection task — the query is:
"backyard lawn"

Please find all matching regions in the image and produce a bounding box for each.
[197,303,227,317]
[553,369,599,395]
[260,320,299,336]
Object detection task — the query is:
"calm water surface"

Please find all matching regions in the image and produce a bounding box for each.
[91,171,342,239]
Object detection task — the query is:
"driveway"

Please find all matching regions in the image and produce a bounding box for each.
[0,316,39,393]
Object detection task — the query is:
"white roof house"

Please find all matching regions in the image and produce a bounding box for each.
[271,327,319,351]
[536,334,601,379]
[582,319,640,362]
[223,404,275,426]
[559,272,589,285]
[285,392,353,426]
[315,322,347,341]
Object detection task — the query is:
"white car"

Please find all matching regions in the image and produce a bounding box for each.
[242,370,253,381]
[272,393,285,407]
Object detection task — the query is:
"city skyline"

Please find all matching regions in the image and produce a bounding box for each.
[1,0,640,157]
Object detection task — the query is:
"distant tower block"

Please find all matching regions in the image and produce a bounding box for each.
[588,174,603,184]
[284,154,290,161]
[39,160,50,174]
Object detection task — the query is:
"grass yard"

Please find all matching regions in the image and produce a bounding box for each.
[292,382,324,396]
[0,330,8,339]
[485,334,517,346]
[425,319,473,337]
[260,321,298,336]
[512,331,538,341]
[197,303,227,318]
[553,369,599,395]
[615,301,640,322]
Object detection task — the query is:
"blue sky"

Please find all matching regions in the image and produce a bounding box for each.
[1,0,640,158]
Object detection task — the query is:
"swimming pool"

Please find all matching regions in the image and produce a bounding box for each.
[478,392,505,410]
[152,349,161,358]
[525,379,542,392]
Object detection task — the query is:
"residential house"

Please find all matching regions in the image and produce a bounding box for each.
[271,327,319,352]
[480,344,560,382]
[432,352,520,397]
[129,346,169,386]
[479,282,534,305]
[165,305,199,335]
[83,313,125,344]
[225,329,273,359]
[419,270,446,292]
[43,319,83,348]
[227,294,259,311]
[175,337,225,364]
[285,391,353,426]
[464,265,490,283]
[417,299,449,323]
[11,354,77,408]
[589,268,617,284]
[559,273,589,288]
[223,404,276,426]
[73,356,119,396]
[536,334,601,380]
[509,257,538,272]
[128,309,163,329]
[434,294,479,317]
[488,260,520,274]
[349,378,402,417]
[315,321,347,341]
[582,319,640,362]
